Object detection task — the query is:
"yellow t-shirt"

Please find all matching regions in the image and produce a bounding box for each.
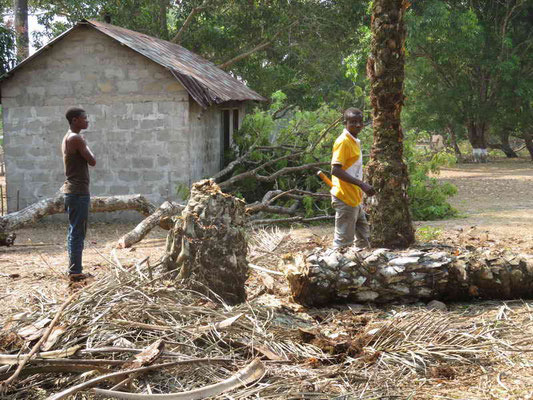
[330,130,363,207]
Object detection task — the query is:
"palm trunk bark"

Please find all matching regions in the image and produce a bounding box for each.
[366,0,414,249]
[163,180,248,305]
[286,248,533,306]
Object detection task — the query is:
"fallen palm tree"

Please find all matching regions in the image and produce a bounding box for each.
[1,249,532,399]
[286,247,533,306]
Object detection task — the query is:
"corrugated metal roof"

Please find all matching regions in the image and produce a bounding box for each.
[1,19,266,109]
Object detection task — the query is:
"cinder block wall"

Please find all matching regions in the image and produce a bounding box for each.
[1,25,224,215]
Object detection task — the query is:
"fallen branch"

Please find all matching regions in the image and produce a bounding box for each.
[307,116,343,153]
[0,345,80,365]
[0,290,82,391]
[217,150,304,190]
[0,364,113,381]
[246,189,329,215]
[218,158,327,190]
[250,215,334,225]
[117,201,184,248]
[0,194,156,233]
[92,358,265,399]
[212,146,257,183]
[46,358,234,400]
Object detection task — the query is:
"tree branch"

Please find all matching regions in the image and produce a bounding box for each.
[255,161,329,183]
[218,40,274,70]
[250,215,334,225]
[218,151,304,190]
[171,2,210,44]
[217,23,294,70]
[213,146,256,183]
[0,194,156,234]
[246,189,328,214]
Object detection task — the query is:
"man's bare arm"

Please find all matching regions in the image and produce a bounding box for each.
[331,164,375,196]
[70,135,96,166]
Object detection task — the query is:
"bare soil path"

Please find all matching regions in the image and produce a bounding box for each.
[426,158,533,250]
[1,158,532,315]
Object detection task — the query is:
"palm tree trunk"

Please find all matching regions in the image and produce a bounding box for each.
[286,248,533,306]
[366,0,414,248]
[163,180,248,305]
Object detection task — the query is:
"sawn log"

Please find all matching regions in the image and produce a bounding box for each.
[286,247,533,306]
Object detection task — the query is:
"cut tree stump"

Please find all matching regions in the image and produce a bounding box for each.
[0,193,156,234]
[163,179,248,305]
[286,247,533,306]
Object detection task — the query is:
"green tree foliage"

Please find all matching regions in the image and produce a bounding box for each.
[228,92,457,221]
[403,132,458,220]
[228,90,342,210]
[0,24,16,74]
[0,1,16,74]
[404,0,533,152]
[31,0,170,46]
[30,0,371,109]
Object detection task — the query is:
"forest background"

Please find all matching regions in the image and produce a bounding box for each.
[1,0,532,222]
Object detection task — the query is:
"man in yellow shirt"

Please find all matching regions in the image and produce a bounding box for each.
[331,108,375,248]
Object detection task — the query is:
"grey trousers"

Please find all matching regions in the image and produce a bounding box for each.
[332,196,370,249]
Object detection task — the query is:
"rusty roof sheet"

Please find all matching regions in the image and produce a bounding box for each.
[1,20,266,109]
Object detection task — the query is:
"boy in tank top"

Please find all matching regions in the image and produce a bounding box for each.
[61,107,96,281]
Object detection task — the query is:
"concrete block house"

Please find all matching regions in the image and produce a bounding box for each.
[0,20,265,213]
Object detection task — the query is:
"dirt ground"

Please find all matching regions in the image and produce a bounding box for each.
[1,158,532,398]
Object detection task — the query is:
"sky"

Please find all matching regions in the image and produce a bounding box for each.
[4,12,66,55]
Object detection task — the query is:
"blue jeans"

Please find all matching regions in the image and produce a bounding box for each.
[64,194,90,274]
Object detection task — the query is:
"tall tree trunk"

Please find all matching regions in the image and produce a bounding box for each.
[366,0,415,249]
[467,121,488,162]
[14,0,29,61]
[499,131,518,158]
[445,125,462,159]
[523,132,533,161]
[159,0,169,40]
[489,130,518,158]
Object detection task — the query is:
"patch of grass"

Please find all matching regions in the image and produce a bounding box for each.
[416,226,442,242]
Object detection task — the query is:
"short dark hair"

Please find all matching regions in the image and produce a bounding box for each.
[65,107,86,124]
[343,107,363,122]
